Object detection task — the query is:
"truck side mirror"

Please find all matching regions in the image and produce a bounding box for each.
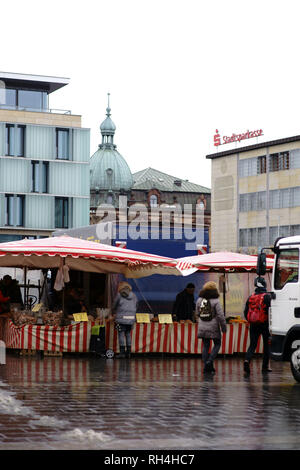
[257,252,267,276]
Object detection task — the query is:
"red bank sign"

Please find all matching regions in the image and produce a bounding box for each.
[214,128,263,147]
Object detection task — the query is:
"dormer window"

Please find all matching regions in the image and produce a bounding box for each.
[150,194,158,208]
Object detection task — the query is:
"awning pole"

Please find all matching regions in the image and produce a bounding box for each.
[24,266,28,309]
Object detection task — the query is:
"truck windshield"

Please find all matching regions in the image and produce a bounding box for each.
[274,249,299,290]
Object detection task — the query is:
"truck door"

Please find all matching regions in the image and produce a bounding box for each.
[271,248,300,336]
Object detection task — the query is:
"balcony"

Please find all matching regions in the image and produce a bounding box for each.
[0,104,71,114]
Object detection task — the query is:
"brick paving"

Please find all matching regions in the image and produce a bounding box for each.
[0,352,299,450]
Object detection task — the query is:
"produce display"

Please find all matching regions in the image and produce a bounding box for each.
[13,311,36,326]
[42,311,63,326]
[226,315,248,324]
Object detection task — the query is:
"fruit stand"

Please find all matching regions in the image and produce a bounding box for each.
[0,315,262,356]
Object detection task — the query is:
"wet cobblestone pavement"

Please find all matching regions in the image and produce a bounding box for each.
[0,352,300,450]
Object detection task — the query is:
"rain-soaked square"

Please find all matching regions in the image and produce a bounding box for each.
[0,353,300,451]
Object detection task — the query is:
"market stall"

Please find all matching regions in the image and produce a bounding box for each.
[0,235,195,355]
[0,242,272,357]
[177,251,273,315]
[0,317,263,355]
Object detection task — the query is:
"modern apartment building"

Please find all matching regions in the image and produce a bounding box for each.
[0,72,90,242]
[206,135,300,253]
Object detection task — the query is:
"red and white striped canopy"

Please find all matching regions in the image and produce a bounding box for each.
[0,235,194,278]
[177,251,274,273]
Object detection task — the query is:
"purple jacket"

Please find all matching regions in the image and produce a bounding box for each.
[196,285,227,339]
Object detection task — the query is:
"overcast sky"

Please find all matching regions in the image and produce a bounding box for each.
[1,0,300,189]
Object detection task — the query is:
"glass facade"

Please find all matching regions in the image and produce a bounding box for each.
[5,89,16,107]
[0,120,89,233]
[1,88,48,111]
[18,90,47,111]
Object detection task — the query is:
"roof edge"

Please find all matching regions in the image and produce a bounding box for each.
[206,134,300,159]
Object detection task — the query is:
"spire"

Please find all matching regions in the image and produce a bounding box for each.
[99,92,116,149]
[106,92,111,116]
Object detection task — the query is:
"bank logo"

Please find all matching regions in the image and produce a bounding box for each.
[213,128,263,147]
[214,129,221,147]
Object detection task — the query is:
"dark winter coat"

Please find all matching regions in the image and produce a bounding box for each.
[244,287,271,323]
[196,285,227,339]
[172,290,195,321]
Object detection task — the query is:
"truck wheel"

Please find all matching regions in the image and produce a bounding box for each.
[290,348,300,382]
[105,349,114,359]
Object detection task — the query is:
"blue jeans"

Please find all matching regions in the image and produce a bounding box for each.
[117,324,132,348]
[202,338,221,364]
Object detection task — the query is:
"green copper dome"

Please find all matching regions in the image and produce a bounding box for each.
[90,148,133,191]
[90,94,133,192]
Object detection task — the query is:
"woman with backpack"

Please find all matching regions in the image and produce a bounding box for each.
[196,281,227,373]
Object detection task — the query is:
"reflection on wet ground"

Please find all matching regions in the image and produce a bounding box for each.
[0,352,299,450]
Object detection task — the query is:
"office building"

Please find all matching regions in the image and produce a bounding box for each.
[0,71,90,242]
[206,135,300,253]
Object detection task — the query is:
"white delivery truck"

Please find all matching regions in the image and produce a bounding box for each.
[257,236,300,382]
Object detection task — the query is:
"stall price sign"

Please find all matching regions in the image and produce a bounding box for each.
[32,303,43,313]
[136,313,150,323]
[158,314,173,324]
[73,312,89,322]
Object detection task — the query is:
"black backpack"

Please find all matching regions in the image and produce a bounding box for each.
[198,298,214,321]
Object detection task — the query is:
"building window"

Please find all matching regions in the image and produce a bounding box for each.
[56,129,69,160]
[291,225,300,236]
[269,152,290,172]
[106,193,113,204]
[18,90,48,111]
[239,156,266,177]
[31,161,49,193]
[55,197,69,228]
[1,88,48,111]
[248,228,257,247]
[5,124,25,157]
[5,124,14,156]
[239,228,248,247]
[5,194,25,226]
[150,194,158,208]
[239,192,266,212]
[257,156,266,174]
[257,227,267,247]
[4,89,17,108]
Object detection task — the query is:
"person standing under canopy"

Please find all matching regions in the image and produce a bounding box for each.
[172,283,196,322]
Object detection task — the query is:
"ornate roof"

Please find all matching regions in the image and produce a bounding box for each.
[132,167,210,193]
[90,94,133,192]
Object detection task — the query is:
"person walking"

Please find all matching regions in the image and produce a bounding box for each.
[112,282,138,358]
[172,283,196,322]
[196,281,227,373]
[243,276,272,374]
